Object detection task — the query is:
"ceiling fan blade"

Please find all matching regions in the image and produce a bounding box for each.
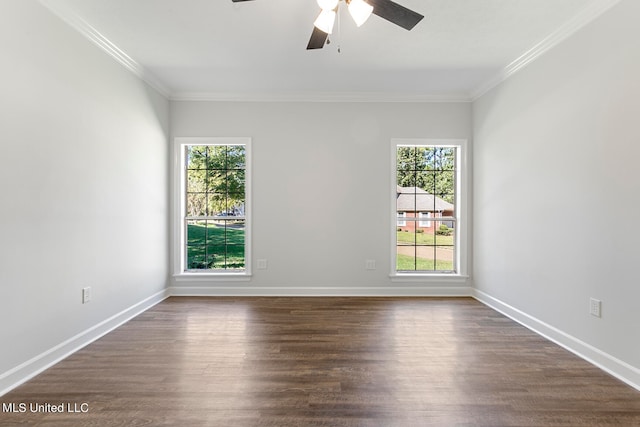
[306,27,328,50]
[367,0,424,31]
[231,0,254,2]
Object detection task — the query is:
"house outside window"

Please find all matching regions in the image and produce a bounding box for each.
[397,212,406,227]
[174,137,251,277]
[419,211,432,228]
[392,140,466,276]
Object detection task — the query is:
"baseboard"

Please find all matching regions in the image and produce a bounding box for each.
[169,285,473,297]
[9,287,635,399]
[472,289,640,392]
[0,289,170,397]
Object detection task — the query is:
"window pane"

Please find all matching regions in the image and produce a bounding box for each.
[396,228,415,245]
[396,249,417,271]
[415,171,435,193]
[435,246,455,271]
[227,170,245,194]
[225,244,245,270]
[187,193,206,217]
[224,220,245,270]
[415,245,437,271]
[435,222,455,246]
[187,169,207,192]
[187,146,207,169]
[435,171,455,198]
[418,147,437,171]
[227,194,245,216]
[186,220,207,269]
[397,191,416,212]
[396,245,437,271]
[436,147,456,170]
[415,193,435,214]
[206,169,226,193]
[227,145,246,169]
[207,146,227,169]
[204,221,231,268]
[397,172,416,188]
[397,146,416,172]
[206,193,226,216]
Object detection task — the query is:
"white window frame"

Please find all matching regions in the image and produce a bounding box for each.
[418,212,432,228]
[397,212,407,227]
[173,137,252,281]
[390,139,468,281]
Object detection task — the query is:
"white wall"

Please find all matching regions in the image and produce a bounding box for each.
[170,101,471,294]
[6,0,636,400]
[0,1,169,393]
[473,0,640,387]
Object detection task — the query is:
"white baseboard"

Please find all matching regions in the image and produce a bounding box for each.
[6,287,636,399]
[0,289,170,397]
[473,289,640,392]
[168,285,473,297]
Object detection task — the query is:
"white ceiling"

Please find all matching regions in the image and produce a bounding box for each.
[40,0,619,101]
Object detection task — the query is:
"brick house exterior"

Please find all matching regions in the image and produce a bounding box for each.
[396,186,454,233]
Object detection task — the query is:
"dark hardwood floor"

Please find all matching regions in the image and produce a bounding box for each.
[2,297,639,426]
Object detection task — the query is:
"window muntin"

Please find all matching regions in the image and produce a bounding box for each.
[179,141,250,273]
[394,144,458,274]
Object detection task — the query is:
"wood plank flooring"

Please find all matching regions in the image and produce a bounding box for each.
[2,297,639,426]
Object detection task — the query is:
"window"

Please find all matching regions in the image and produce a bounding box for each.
[397,212,406,227]
[392,140,464,275]
[174,138,251,276]
[419,212,432,228]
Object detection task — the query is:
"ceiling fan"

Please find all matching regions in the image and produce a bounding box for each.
[231,0,424,50]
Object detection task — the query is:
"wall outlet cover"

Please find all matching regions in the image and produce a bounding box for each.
[589,298,601,318]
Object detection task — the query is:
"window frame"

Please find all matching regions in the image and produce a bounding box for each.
[397,211,407,227]
[390,138,468,281]
[173,137,252,280]
[418,211,432,228]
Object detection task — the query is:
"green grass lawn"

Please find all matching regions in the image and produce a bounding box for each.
[396,254,454,271]
[396,231,455,271]
[186,226,452,271]
[396,230,454,246]
[187,221,245,270]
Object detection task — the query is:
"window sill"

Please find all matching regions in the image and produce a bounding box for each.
[390,273,469,283]
[173,272,252,282]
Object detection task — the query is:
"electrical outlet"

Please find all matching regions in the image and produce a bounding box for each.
[257,259,268,270]
[589,298,601,318]
[365,259,376,270]
[82,287,91,304]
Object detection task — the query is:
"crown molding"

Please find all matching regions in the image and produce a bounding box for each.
[39,0,620,105]
[470,0,622,101]
[38,0,171,98]
[35,0,471,104]
[169,91,472,103]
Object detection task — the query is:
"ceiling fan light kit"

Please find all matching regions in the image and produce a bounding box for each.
[314,9,337,34]
[231,0,424,50]
[347,0,374,27]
